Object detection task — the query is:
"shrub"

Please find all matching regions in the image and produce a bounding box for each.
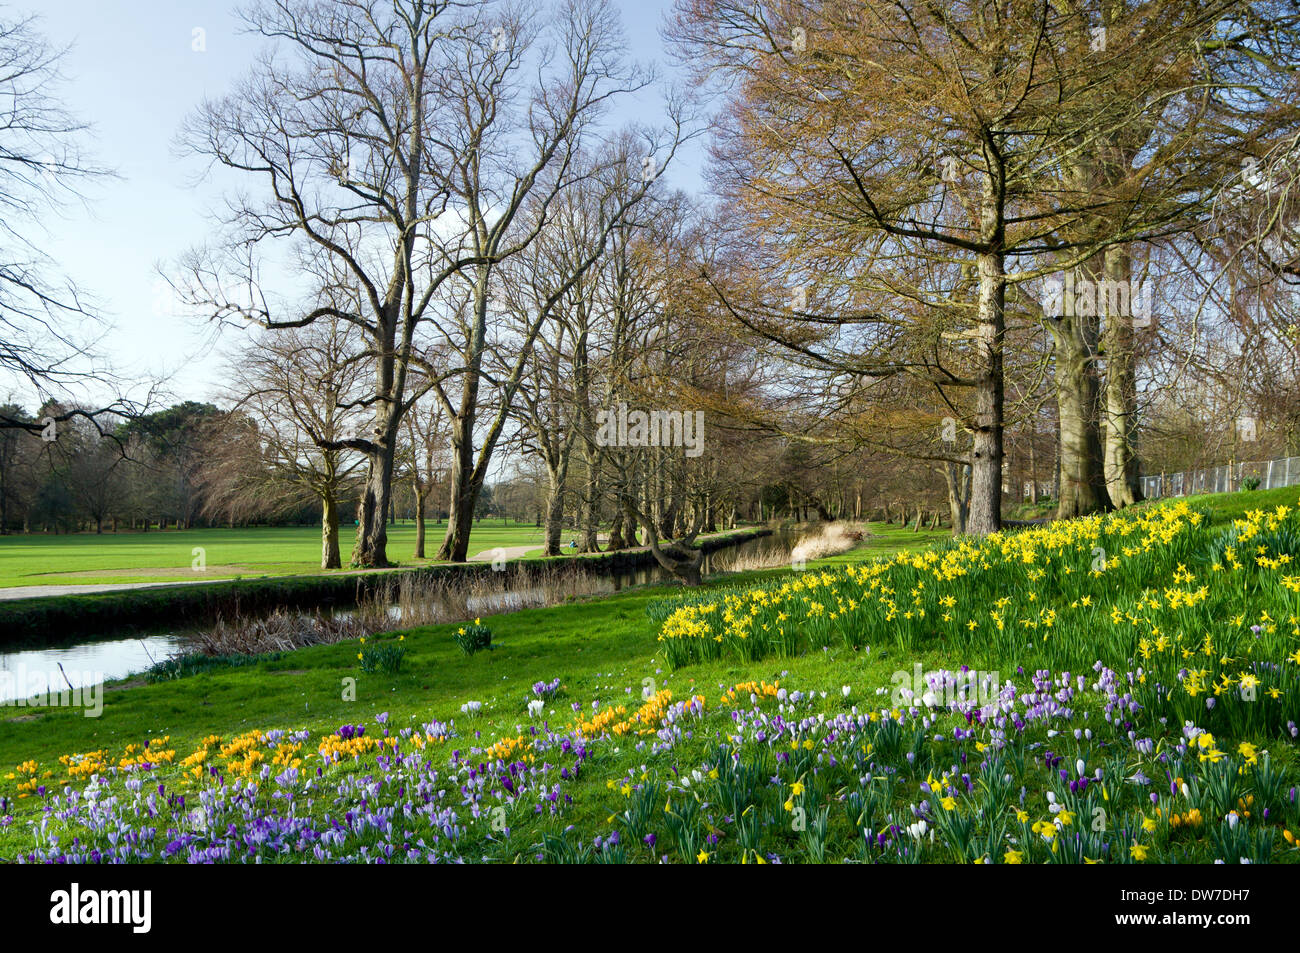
[454,620,493,656]
[357,636,406,674]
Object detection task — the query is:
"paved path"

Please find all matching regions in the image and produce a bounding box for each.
[0,578,228,601]
[469,544,543,562]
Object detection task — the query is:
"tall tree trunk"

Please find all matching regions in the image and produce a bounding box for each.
[353,325,403,567]
[607,510,627,550]
[438,261,543,563]
[659,497,679,541]
[354,435,396,567]
[321,494,341,570]
[1101,246,1143,508]
[413,483,426,559]
[574,316,602,552]
[438,269,489,563]
[1054,348,1107,518]
[579,471,601,552]
[1028,438,1039,504]
[944,460,971,535]
[441,421,481,563]
[967,218,1006,536]
[644,470,657,538]
[1049,266,1108,519]
[543,465,565,556]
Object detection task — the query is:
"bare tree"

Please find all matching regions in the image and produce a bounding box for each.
[399,371,448,559]
[0,11,131,432]
[180,0,674,567]
[201,318,366,568]
[503,148,674,555]
[417,5,683,562]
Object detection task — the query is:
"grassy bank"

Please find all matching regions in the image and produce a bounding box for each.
[0,528,922,861]
[2,494,1297,864]
[0,528,770,646]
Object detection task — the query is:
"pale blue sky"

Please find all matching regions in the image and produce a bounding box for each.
[14,0,701,409]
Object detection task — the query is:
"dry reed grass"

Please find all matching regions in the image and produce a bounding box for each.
[190,565,613,655]
[721,522,865,573]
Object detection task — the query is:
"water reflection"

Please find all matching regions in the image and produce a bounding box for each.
[1,633,187,705]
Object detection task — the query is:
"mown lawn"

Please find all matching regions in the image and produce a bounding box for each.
[0,519,551,588]
[0,527,920,768]
[2,490,1297,864]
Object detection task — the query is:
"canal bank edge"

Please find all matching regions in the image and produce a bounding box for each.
[0,528,773,647]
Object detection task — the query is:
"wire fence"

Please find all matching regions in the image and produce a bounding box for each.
[1140,455,1300,500]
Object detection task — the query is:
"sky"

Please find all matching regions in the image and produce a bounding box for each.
[11,0,704,410]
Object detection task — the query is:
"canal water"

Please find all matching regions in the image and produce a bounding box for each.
[0,526,802,705]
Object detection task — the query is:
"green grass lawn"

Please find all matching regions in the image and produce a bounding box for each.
[1144,484,1299,523]
[0,570,767,768]
[0,516,935,591]
[0,529,920,767]
[3,489,1298,864]
[0,519,552,588]
[845,521,951,560]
